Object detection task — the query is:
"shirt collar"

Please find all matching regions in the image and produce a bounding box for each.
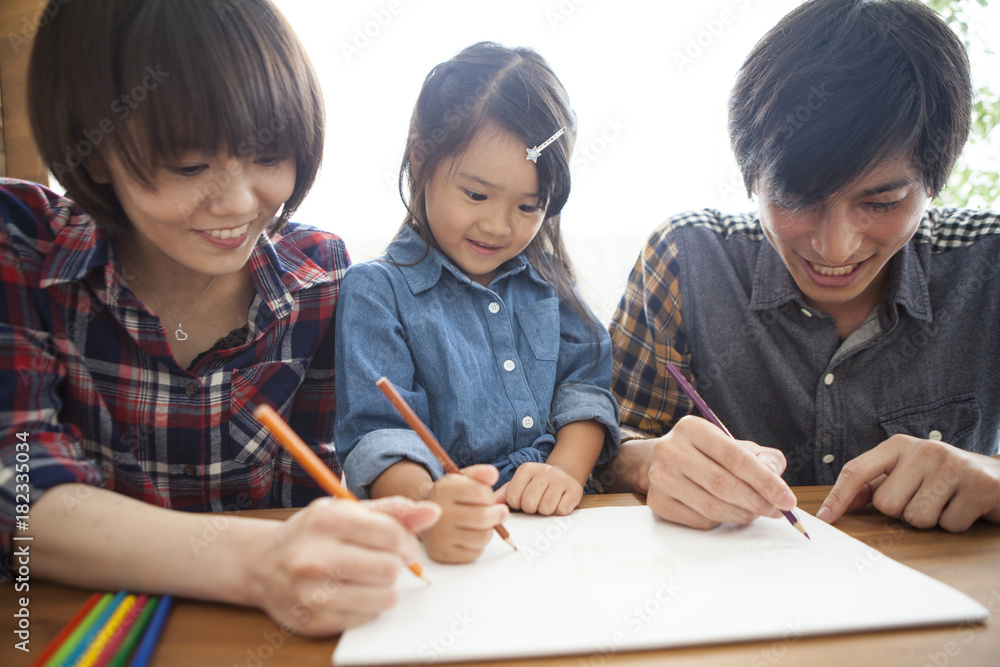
[881,235,932,323]
[39,208,114,289]
[748,241,801,311]
[385,225,531,294]
[247,225,336,321]
[749,217,933,322]
[39,209,126,308]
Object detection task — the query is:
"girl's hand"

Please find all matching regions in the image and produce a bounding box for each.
[422,464,510,564]
[251,496,440,637]
[496,462,584,516]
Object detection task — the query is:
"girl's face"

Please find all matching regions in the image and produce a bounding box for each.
[423,124,547,286]
[98,151,295,279]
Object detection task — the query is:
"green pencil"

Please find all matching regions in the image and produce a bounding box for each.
[106,596,159,667]
[42,592,114,667]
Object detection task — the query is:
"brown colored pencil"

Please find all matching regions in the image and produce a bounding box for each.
[253,404,431,582]
[376,377,518,551]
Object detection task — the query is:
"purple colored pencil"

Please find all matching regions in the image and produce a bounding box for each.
[665,362,810,539]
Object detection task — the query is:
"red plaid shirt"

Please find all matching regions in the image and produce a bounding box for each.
[0,179,348,575]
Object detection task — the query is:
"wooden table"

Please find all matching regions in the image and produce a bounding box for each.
[4,488,999,666]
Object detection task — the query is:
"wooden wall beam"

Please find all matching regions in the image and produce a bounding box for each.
[0,0,51,185]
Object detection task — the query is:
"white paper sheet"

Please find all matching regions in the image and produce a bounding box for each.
[333,506,988,665]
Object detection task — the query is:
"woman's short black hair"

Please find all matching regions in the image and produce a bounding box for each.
[28,0,324,234]
[729,0,972,204]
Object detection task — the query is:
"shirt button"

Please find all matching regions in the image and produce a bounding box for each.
[928,430,943,441]
[800,308,813,317]
[522,416,534,429]
[183,464,198,477]
[186,382,199,398]
[822,454,835,464]
[503,360,516,372]
[488,302,500,314]
[824,373,834,386]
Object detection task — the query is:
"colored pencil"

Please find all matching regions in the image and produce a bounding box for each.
[29,593,101,667]
[126,595,172,667]
[43,592,115,667]
[91,594,149,667]
[43,593,112,667]
[665,362,810,539]
[106,597,158,667]
[376,376,518,551]
[253,403,431,583]
[75,594,137,667]
[52,590,124,667]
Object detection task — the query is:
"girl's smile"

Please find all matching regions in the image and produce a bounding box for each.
[467,239,505,256]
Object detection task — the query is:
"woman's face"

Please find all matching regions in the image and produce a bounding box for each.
[98,151,296,278]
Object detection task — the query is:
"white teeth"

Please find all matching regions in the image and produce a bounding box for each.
[206,223,250,240]
[811,262,857,276]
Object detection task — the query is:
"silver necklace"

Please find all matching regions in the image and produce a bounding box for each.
[124,260,217,341]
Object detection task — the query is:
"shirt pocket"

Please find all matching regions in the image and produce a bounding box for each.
[228,359,310,466]
[878,394,980,446]
[516,297,560,361]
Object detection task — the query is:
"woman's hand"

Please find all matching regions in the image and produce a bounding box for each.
[250,496,440,636]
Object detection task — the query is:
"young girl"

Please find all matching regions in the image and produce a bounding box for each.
[335,43,620,564]
[0,0,437,636]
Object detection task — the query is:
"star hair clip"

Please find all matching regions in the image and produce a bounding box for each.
[526,127,566,163]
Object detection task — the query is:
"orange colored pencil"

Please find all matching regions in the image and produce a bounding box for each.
[29,592,101,667]
[253,404,430,583]
[376,377,517,551]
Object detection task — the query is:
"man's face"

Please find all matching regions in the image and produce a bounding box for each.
[757,155,932,324]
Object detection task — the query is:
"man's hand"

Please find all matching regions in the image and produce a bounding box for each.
[645,415,797,529]
[817,434,1000,531]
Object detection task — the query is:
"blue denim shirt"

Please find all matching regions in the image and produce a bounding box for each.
[611,208,1000,485]
[335,227,620,498]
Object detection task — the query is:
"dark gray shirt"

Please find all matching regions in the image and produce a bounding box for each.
[610,208,1000,485]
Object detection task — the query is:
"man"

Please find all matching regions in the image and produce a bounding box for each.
[603,0,1000,532]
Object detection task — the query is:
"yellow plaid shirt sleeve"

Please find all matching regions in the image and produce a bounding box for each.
[609,221,694,442]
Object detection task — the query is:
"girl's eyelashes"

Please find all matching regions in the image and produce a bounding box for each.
[461,187,544,214]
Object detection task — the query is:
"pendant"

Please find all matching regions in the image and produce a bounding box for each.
[174,327,189,341]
